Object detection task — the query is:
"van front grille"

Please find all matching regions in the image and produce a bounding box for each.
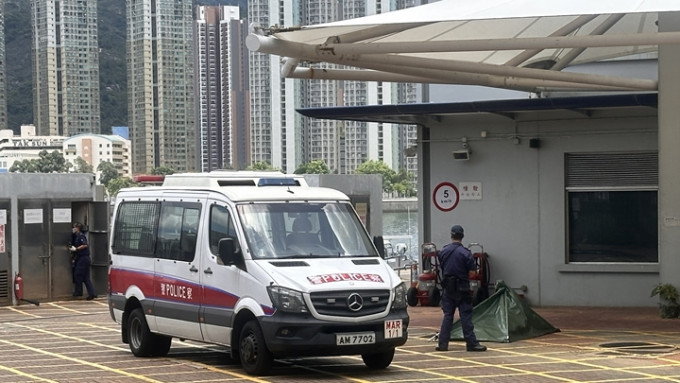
[310,290,390,317]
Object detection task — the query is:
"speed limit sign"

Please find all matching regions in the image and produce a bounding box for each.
[433,182,459,212]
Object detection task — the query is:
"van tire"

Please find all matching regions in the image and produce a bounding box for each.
[239,320,273,375]
[151,335,172,357]
[428,286,441,306]
[406,287,419,306]
[128,308,155,357]
[362,348,394,369]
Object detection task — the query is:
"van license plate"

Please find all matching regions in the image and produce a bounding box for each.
[336,332,375,345]
[384,319,403,339]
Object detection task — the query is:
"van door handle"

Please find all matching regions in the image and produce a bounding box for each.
[204,267,213,274]
[189,265,198,273]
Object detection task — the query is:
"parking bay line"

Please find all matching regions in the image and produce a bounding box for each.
[8,322,274,383]
[0,362,58,383]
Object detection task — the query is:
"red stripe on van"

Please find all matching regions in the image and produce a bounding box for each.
[109,268,155,295]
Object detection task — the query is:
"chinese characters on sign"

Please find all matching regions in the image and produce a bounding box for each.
[160,283,194,300]
[459,182,482,200]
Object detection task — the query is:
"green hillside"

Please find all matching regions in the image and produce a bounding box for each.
[4,0,246,134]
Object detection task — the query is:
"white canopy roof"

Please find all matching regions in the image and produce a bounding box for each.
[246,0,680,92]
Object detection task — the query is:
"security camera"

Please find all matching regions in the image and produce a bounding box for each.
[452,149,470,161]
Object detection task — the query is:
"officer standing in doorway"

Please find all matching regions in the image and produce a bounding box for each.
[436,225,486,352]
[70,222,96,300]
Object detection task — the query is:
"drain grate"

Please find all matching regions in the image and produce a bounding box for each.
[599,342,677,354]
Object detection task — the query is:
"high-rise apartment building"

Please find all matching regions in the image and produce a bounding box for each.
[0,0,7,131]
[127,0,196,174]
[30,0,100,136]
[248,0,421,175]
[195,5,249,172]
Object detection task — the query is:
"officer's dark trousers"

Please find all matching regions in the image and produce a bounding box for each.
[438,291,478,348]
[73,256,96,298]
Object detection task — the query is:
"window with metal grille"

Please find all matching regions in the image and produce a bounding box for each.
[566,152,658,263]
[112,202,160,257]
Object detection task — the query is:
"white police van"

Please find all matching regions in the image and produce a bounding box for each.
[108,171,409,375]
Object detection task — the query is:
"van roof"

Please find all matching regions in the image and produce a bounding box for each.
[162,170,308,188]
[118,171,349,202]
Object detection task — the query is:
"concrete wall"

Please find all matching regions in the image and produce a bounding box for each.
[423,113,659,307]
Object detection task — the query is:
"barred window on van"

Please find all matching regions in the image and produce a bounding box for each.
[566,152,658,263]
[112,202,160,256]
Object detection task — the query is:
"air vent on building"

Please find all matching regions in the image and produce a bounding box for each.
[0,270,9,299]
[566,152,658,188]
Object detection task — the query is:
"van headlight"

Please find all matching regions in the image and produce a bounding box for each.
[267,286,309,313]
[391,283,407,309]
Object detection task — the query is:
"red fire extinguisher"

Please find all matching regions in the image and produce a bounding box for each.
[14,273,40,306]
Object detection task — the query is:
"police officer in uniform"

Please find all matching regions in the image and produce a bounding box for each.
[436,225,486,352]
[70,222,96,300]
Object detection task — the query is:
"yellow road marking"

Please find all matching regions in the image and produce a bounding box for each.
[0,338,163,383]
[279,358,375,383]
[47,302,88,314]
[0,364,58,383]
[9,323,272,383]
[395,349,535,383]
[6,306,41,318]
[495,340,680,383]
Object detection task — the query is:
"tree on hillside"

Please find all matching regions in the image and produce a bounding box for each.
[9,150,71,173]
[73,157,93,173]
[247,162,279,171]
[97,161,119,187]
[355,160,416,197]
[355,160,394,192]
[294,160,330,174]
[106,177,136,196]
[151,166,175,175]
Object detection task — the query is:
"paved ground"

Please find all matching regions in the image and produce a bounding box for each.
[1,298,679,382]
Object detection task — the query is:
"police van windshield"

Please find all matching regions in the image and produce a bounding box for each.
[237,202,379,259]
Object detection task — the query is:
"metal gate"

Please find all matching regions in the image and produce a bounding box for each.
[17,199,77,302]
[18,200,50,301]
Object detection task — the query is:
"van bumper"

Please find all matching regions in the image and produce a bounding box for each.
[259,310,409,357]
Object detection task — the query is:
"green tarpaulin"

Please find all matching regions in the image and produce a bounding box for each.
[451,280,559,343]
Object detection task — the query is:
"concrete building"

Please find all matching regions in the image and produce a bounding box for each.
[247,0,420,174]
[0,173,108,306]
[0,0,6,132]
[0,125,64,173]
[127,0,196,174]
[30,0,100,136]
[251,1,680,307]
[62,134,131,180]
[194,6,249,172]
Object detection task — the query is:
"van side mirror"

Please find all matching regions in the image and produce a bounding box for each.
[218,238,245,269]
[373,236,385,259]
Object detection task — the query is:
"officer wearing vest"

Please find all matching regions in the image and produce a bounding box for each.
[436,225,486,352]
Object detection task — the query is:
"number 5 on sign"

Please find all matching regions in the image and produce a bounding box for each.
[433,182,460,212]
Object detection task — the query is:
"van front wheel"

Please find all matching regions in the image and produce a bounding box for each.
[128,308,155,357]
[362,348,395,369]
[239,320,273,375]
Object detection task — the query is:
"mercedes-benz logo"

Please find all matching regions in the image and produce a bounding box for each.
[347,293,364,312]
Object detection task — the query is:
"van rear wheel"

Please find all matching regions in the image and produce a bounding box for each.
[362,348,395,369]
[239,320,273,375]
[151,335,172,356]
